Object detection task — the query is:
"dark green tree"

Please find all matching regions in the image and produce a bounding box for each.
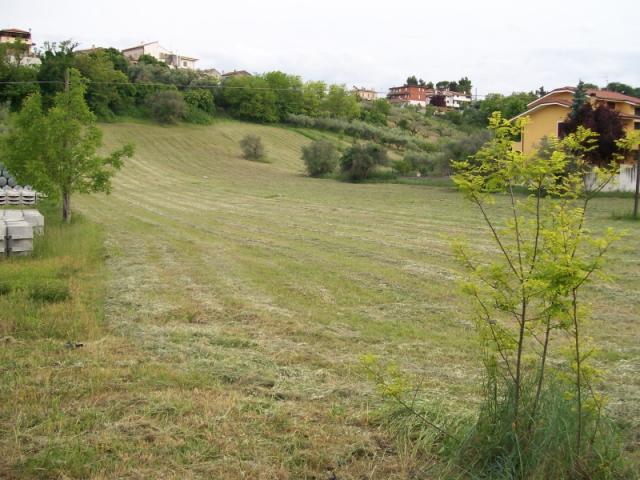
[458,77,472,94]
[406,75,418,86]
[340,143,388,180]
[570,80,587,121]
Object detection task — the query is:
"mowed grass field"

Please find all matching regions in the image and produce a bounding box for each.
[2,120,639,479]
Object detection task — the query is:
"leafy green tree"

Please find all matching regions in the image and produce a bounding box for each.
[4,69,134,222]
[605,82,635,95]
[360,98,390,125]
[322,85,360,120]
[221,75,278,123]
[0,44,39,110]
[340,143,388,180]
[301,81,326,116]
[458,76,472,94]
[301,139,339,176]
[406,75,418,86]
[263,71,304,121]
[426,81,434,89]
[37,41,78,107]
[145,89,187,124]
[448,81,459,92]
[183,88,215,114]
[436,80,450,89]
[74,50,133,118]
[448,113,629,477]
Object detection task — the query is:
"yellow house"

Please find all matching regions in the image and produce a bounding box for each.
[512,86,640,162]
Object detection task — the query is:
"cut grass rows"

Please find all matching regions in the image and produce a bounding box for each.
[1,119,638,478]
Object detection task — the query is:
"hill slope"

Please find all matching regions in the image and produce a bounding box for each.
[4,119,639,478]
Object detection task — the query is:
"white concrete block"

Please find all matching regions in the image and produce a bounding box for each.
[22,210,44,235]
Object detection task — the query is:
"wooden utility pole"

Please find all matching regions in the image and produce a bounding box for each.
[62,68,71,223]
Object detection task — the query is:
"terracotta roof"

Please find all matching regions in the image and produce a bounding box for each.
[511,100,571,121]
[221,70,251,77]
[587,88,640,105]
[0,28,31,34]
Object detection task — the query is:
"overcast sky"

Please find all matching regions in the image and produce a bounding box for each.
[4,0,640,96]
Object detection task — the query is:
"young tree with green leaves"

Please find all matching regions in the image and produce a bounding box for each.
[4,69,134,222]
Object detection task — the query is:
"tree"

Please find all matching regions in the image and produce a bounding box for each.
[360,98,390,125]
[406,75,418,86]
[221,75,278,123]
[535,85,547,97]
[430,94,446,107]
[449,113,628,477]
[448,81,459,92]
[565,102,626,164]
[146,89,187,124]
[570,80,588,121]
[300,81,326,116]
[74,50,133,118]
[436,80,450,90]
[239,134,266,161]
[4,69,134,222]
[605,82,635,95]
[183,88,215,114]
[458,76,472,94]
[322,85,360,120]
[37,41,78,107]
[301,139,339,176]
[340,143,388,180]
[0,44,39,110]
[263,71,304,121]
[426,81,434,89]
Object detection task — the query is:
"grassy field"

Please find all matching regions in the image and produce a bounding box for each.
[1,119,639,479]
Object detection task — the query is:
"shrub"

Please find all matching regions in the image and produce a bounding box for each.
[146,90,187,124]
[240,134,266,161]
[340,143,388,181]
[301,140,339,176]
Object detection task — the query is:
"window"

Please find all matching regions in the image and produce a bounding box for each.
[183,61,187,67]
[558,122,569,139]
[607,101,616,110]
[635,107,640,116]
[635,122,640,131]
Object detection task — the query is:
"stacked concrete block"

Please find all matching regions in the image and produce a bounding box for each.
[21,210,45,235]
[3,219,33,256]
[0,190,5,206]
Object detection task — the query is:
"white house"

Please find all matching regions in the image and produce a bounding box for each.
[0,28,40,66]
[121,41,198,69]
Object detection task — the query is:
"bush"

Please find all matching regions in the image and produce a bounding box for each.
[146,90,187,124]
[340,143,388,181]
[240,134,266,161]
[301,139,339,176]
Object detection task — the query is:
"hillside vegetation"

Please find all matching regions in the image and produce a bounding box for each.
[1,120,639,478]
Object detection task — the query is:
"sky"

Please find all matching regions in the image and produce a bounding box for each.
[4,0,640,96]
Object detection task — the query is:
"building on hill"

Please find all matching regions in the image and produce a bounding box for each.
[0,27,40,66]
[121,41,198,69]
[352,86,378,101]
[221,70,252,80]
[512,86,640,157]
[388,84,470,109]
[387,84,433,107]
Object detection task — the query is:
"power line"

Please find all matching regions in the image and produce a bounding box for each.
[0,79,493,97]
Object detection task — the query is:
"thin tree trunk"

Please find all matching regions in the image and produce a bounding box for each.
[532,319,552,420]
[62,191,71,223]
[514,298,527,422]
[572,289,583,455]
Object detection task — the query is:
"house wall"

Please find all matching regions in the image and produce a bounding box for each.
[520,104,570,154]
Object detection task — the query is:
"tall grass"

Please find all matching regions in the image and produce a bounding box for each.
[0,200,106,340]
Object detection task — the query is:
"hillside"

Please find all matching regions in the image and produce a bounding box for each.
[3,120,639,478]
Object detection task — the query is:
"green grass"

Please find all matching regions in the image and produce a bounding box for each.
[1,118,639,478]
